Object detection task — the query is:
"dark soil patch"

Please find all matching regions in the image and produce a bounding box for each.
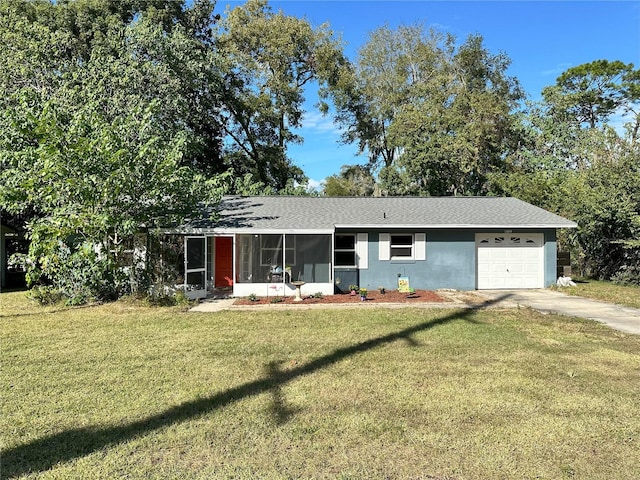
[234,289,446,306]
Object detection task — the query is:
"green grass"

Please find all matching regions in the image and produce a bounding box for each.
[2,291,639,479]
[552,279,640,309]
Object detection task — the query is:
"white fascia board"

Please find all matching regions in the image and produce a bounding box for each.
[203,228,335,235]
[161,228,217,235]
[161,228,334,235]
[334,223,577,229]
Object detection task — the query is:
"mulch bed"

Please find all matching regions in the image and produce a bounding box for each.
[233,289,446,305]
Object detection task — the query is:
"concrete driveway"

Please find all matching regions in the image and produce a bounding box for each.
[478,289,640,335]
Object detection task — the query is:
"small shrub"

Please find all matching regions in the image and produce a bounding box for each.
[27,286,64,305]
[359,288,368,298]
[146,289,192,307]
[348,284,359,292]
[270,296,283,304]
[312,292,323,299]
[611,265,640,286]
[248,293,259,302]
[147,294,174,307]
[173,290,192,307]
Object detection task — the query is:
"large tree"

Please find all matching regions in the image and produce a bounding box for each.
[217,0,348,190]
[329,24,524,196]
[0,0,228,302]
[0,0,226,172]
[542,59,639,136]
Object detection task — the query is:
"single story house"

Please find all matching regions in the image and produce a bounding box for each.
[173,196,577,299]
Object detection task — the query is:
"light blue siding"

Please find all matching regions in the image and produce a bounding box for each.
[356,230,476,291]
[345,228,558,291]
[543,229,557,287]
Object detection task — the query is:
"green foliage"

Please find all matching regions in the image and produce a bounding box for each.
[323,165,375,196]
[491,60,640,282]
[1,0,344,304]
[26,241,126,306]
[611,264,640,286]
[218,0,348,190]
[0,1,231,303]
[329,23,524,196]
[145,285,193,308]
[542,59,639,132]
[27,286,64,306]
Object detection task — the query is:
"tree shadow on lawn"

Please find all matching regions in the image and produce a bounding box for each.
[2,295,509,479]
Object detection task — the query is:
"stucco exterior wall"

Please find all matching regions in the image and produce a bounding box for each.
[543,229,558,287]
[347,228,558,291]
[352,230,476,292]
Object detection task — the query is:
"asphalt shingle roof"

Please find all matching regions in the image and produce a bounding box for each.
[179,196,576,233]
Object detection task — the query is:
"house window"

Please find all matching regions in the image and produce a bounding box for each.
[390,234,413,259]
[335,234,356,267]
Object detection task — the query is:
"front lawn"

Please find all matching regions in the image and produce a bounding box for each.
[552,279,640,309]
[2,292,639,479]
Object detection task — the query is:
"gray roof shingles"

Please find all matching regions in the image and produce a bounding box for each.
[179,196,577,233]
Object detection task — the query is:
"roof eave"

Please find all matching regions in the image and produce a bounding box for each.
[162,228,335,235]
[334,223,578,229]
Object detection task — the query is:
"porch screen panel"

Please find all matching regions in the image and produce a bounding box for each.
[290,235,331,283]
[236,234,330,283]
[236,234,284,283]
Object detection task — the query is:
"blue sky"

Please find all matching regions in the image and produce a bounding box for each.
[217,1,640,188]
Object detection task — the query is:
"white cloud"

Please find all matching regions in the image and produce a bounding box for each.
[305,178,324,191]
[296,111,342,136]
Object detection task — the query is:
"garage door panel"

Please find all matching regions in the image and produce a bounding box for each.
[509,264,524,274]
[478,265,491,275]
[523,263,540,274]
[493,250,508,260]
[492,264,508,274]
[477,233,544,289]
[524,249,540,259]
[510,251,523,259]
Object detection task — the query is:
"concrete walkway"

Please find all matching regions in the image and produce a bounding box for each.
[190,298,236,313]
[478,289,640,335]
[190,289,640,335]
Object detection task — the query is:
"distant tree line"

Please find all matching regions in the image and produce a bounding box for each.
[1,0,638,304]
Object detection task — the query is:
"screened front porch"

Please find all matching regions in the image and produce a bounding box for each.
[233,233,333,297]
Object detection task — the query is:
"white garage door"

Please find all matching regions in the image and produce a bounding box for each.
[476,233,544,289]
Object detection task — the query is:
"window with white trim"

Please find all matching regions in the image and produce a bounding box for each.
[390,234,413,259]
[334,234,356,267]
[379,232,426,261]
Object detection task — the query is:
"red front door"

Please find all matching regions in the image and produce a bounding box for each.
[214,237,234,287]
